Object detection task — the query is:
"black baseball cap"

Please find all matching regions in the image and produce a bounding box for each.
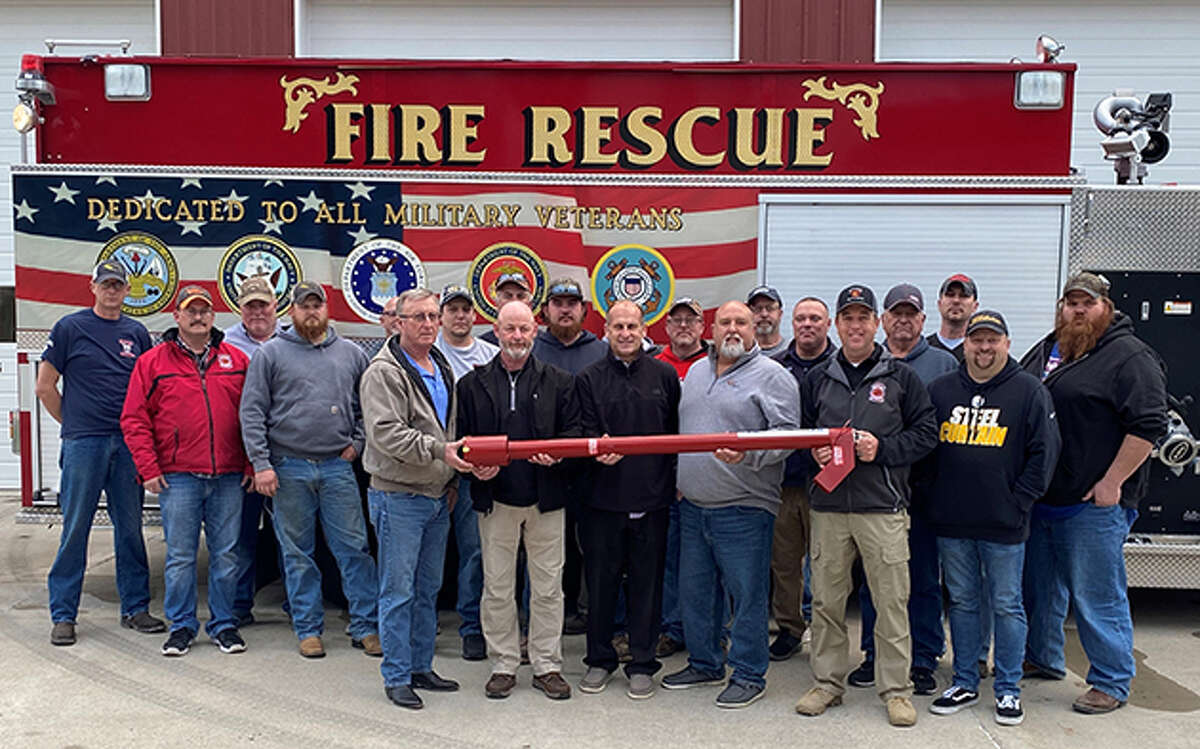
[883,283,924,312]
[292,281,326,305]
[92,259,127,284]
[546,278,584,300]
[440,284,472,308]
[939,274,978,298]
[836,284,877,314]
[966,309,1009,336]
[747,285,782,306]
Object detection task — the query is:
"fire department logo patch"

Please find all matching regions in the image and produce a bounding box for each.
[340,238,426,323]
[218,235,303,316]
[468,242,549,322]
[96,232,178,317]
[217,353,233,369]
[868,382,887,403]
[590,244,675,325]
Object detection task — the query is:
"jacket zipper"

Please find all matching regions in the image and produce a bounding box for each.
[172,428,180,464]
[200,367,216,475]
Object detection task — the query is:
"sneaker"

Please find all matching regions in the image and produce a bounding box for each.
[795,686,842,716]
[627,673,655,700]
[532,671,572,700]
[655,633,684,658]
[769,630,803,661]
[929,686,980,715]
[995,694,1024,725]
[562,612,588,635]
[715,681,766,708]
[887,696,918,727]
[661,666,726,690]
[462,633,487,661]
[121,611,167,634]
[299,635,325,658]
[352,633,382,657]
[162,628,195,657]
[1072,687,1125,715]
[485,672,517,699]
[612,632,633,663]
[910,666,937,696]
[579,667,615,694]
[50,621,76,647]
[847,659,875,688]
[214,629,246,654]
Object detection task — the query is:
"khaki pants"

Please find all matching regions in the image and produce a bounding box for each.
[810,509,912,701]
[770,485,812,636]
[478,503,565,676]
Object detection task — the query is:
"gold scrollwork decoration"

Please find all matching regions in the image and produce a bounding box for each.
[280,72,361,134]
[801,77,885,141]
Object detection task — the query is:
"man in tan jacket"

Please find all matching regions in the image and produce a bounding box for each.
[361,288,473,710]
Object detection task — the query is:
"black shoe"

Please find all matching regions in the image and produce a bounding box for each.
[847,659,875,688]
[235,612,256,628]
[661,666,726,690]
[385,685,424,710]
[562,612,588,635]
[214,629,247,654]
[122,611,167,634]
[911,666,937,696]
[50,621,76,646]
[411,671,460,692]
[462,633,487,661]
[768,630,803,661]
[715,681,766,708]
[161,628,195,657]
[929,686,980,715]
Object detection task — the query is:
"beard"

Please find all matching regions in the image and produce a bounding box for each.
[755,320,777,337]
[1055,306,1113,361]
[718,335,747,360]
[501,342,531,361]
[547,318,583,340]
[295,314,329,342]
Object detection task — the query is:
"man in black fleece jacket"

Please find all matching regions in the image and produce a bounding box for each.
[925,310,1059,727]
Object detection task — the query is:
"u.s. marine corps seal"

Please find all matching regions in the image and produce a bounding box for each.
[590,244,675,325]
[340,238,426,323]
[96,231,178,317]
[218,235,303,315]
[467,241,549,321]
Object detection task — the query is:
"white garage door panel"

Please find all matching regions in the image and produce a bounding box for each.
[880,0,1200,185]
[303,0,735,61]
[762,197,1067,355]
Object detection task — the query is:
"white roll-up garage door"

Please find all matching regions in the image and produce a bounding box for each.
[300,0,736,61]
[760,195,1070,356]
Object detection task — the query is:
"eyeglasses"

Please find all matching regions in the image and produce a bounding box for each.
[398,312,440,322]
[667,316,702,327]
[380,310,397,317]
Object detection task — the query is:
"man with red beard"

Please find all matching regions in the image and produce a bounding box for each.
[1019,272,1166,715]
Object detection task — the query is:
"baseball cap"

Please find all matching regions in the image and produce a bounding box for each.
[966,309,1009,337]
[237,277,276,306]
[291,281,326,305]
[440,284,473,308]
[939,273,978,298]
[92,259,127,284]
[495,272,530,292]
[546,277,584,300]
[747,285,782,306]
[667,297,704,317]
[884,283,924,312]
[176,284,213,311]
[836,284,877,314]
[1061,272,1110,300]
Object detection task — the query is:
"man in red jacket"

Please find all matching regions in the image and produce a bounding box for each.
[121,285,251,657]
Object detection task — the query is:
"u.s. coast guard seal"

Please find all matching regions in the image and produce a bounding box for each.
[218,235,303,315]
[340,238,426,323]
[467,242,549,321]
[590,244,675,325]
[96,232,179,317]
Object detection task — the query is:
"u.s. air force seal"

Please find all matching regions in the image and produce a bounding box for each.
[218,235,303,315]
[96,232,178,317]
[468,242,549,321]
[340,238,426,323]
[590,244,675,325]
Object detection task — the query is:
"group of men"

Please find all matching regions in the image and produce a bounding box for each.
[40,261,1164,725]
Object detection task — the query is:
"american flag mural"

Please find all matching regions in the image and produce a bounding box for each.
[12,172,759,341]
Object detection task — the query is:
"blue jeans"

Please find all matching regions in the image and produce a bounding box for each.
[678,500,774,688]
[233,490,264,616]
[270,456,378,640]
[160,473,243,636]
[48,435,151,622]
[1024,503,1137,701]
[660,500,684,641]
[368,489,450,687]
[938,537,1027,697]
[451,477,483,638]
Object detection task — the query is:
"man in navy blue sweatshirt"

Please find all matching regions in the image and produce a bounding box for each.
[925,310,1060,727]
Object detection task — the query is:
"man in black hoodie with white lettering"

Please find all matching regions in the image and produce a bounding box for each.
[925,310,1060,727]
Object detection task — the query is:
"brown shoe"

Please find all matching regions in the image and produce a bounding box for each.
[353,633,382,657]
[1073,687,1125,714]
[485,672,517,699]
[532,671,572,700]
[795,686,842,716]
[299,636,325,658]
[887,696,917,727]
[51,621,77,646]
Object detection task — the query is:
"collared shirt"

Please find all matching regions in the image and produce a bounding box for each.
[223,319,283,358]
[400,347,449,427]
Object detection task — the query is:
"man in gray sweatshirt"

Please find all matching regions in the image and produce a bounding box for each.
[240,281,379,660]
[661,300,801,709]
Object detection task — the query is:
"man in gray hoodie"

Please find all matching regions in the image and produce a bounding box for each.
[661,300,801,709]
[240,281,379,660]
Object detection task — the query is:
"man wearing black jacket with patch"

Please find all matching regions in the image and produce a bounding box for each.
[925,310,1060,727]
[1019,272,1166,716]
[574,301,681,700]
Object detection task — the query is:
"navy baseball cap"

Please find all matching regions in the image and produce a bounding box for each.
[966,309,1009,336]
[940,274,978,298]
[747,285,782,306]
[884,283,924,312]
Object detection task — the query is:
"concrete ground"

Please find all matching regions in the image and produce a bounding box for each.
[2,492,1200,749]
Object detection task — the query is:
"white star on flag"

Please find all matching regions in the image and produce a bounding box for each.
[298,190,325,213]
[95,176,118,186]
[178,220,206,236]
[138,188,161,205]
[348,226,378,244]
[222,188,247,204]
[346,181,375,201]
[260,217,284,235]
[264,179,284,187]
[96,215,119,232]
[15,198,39,223]
[181,177,203,189]
[49,182,80,204]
